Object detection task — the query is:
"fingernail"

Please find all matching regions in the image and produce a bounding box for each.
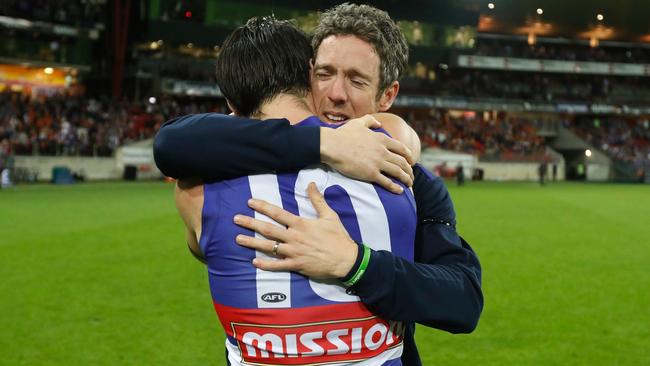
[234,215,242,223]
[248,198,258,207]
[235,234,243,243]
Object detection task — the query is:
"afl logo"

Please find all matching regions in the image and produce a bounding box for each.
[261,292,287,303]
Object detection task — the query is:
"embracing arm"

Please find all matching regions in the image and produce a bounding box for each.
[233,164,483,332]
[346,165,483,333]
[220,111,481,331]
[154,113,320,181]
[153,113,414,193]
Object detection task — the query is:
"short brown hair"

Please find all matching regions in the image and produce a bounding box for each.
[312,3,409,94]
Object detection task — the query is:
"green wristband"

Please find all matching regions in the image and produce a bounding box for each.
[343,244,371,288]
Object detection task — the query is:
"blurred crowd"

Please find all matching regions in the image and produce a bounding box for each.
[1,89,550,162]
[474,39,650,64]
[569,118,650,167]
[0,91,227,157]
[407,112,547,161]
[2,90,648,169]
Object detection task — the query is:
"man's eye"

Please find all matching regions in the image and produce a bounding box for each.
[315,72,330,79]
[351,79,365,87]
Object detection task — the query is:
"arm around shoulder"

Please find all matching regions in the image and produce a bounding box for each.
[348,165,483,333]
[154,113,320,180]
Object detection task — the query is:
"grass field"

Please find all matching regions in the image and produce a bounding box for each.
[1,181,649,365]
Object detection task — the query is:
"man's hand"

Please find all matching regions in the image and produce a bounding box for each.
[320,115,415,194]
[233,182,358,279]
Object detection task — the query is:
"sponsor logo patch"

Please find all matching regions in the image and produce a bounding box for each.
[261,292,287,303]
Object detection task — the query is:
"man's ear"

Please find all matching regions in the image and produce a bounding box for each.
[378,81,400,112]
[226,99,239,116]
[309,58,316,78]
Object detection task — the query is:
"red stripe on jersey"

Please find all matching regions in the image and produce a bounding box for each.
[214,302,404,365]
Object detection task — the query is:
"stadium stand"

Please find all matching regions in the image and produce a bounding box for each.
[0,0,105,28]
[0,91,227,156]
[400,69,650,104]
[473,37,650,64]
[405,111,547,161]
[1,0,648,182]
[569,118,649,170]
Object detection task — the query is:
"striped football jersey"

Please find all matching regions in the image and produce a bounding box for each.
[200,116,417,365]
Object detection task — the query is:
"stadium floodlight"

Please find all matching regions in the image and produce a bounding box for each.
[536,8,543,15]
[488,3,495,10]
[44,67,54,74]
[596,14,604,21]
[148,97,157,104]
[585,149,592,157]
[527,33,537,45]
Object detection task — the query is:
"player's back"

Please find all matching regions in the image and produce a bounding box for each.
[200,117,417,365]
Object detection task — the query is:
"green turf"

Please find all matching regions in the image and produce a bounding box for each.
[1,181,649,365]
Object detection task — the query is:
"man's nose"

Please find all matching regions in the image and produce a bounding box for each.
[327,76,348,105]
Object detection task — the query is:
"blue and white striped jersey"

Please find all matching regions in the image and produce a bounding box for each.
[200,116,417,365]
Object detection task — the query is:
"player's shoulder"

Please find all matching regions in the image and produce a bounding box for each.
[372,113,410,140]
[372,113,421,161]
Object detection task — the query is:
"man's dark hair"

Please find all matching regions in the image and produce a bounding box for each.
[215,16,312,117]
[312,3,409,96]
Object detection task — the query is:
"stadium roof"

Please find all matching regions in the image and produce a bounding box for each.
[237,0,650,42]
[228,0,480,25]
[478,0,650,42]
